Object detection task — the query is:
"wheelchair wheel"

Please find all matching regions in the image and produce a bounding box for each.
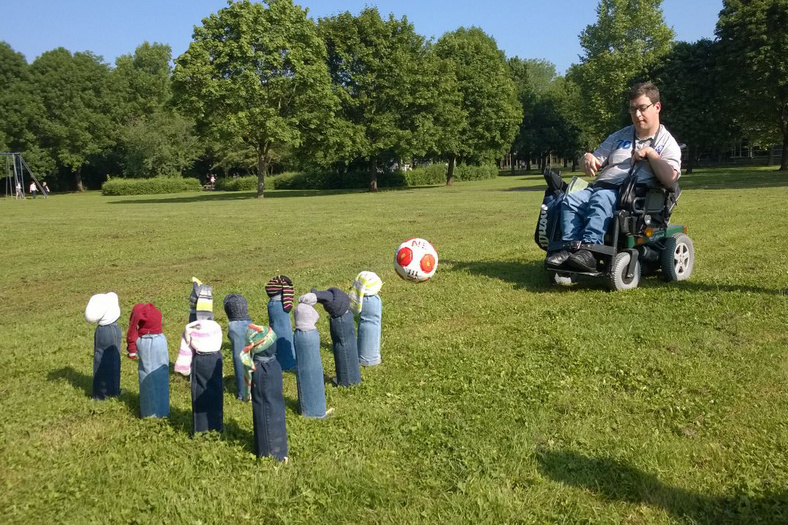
[661,233,694,281]
[608,252,640,291]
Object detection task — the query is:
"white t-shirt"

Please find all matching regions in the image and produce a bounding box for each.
[593,124,682,186]
[29,182,36,192]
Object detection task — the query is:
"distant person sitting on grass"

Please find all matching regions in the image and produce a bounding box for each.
[547,81,682,271]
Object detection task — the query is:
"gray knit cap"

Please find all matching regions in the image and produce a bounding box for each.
[223,293,249,321]
[311,287,350,318]
[294,293,319,331]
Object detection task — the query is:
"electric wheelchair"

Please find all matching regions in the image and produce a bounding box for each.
[535,168,694,291]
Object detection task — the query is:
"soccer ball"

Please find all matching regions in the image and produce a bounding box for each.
[394,238,438,282]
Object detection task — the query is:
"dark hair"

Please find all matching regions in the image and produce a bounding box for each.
[629,81,660,104]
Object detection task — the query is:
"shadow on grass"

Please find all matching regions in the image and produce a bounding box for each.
[447,258,785,296]
[674,170,788,191]
[105,189,362,204]
[643,279,786,296]
[536,449,788,524]
[105,184,446,205]
[48,366,255,452]
[443,258,583,292]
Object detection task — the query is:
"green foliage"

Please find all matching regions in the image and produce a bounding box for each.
[173,0,336,197]
[111,42,173,121]
[435,27,521,182]
[101,176,202,195]
[119,111,202,178]
[214,176,258,192]
[509,58,582,165]
[211,167,492,190]
[0,43,56,174]
[0,41,28,83]
[454,163,499,181]
[2,170,788,523]
[569,0,674,143]
[28,48,115,190]
[318,8,458,190]
[404,164,448,186]
[650,40,738,173]
[716,0,788,169]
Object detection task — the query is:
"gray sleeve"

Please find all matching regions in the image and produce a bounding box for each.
[592,130,621,166]
[655,133,682,177]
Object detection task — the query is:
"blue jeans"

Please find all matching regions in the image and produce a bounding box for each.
[192,352,223,434]
[268,298,296,371]
[294,329,327,417]
[227,319,252,400]
[357,294,382,366]
[251,355,288,461]
[330,311,361,387]
[561,187,618,245]
[137,333,170,418]
[93,323,121,400]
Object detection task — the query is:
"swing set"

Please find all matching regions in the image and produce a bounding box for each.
[2,152,47,199]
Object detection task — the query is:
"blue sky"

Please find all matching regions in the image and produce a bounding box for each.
[0,0,722,74]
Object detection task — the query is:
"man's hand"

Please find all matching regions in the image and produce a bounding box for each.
[632,146,654,163]
[582,153,602,177]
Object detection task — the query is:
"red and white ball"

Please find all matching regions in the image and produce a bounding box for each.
[394,238,438,283]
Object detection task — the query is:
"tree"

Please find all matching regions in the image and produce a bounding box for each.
[434,27,521,184]
[716,0,788,170]
[318,8,457,190]
[509,58,558,169]
[28,48,113,191]
[0,42,31,152]
[120,112,202,177]
[569,0,674,143]
[111,43,203,178]
[651,39,737,173]
[112,42,173,122]
[173,0,335,197]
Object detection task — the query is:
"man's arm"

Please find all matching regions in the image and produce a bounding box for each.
[633,147,678,189]
[581,152,603,177]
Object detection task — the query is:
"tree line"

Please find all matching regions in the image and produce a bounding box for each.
[0,0,785,197]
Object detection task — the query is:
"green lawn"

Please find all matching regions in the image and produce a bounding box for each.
[1,168,786,524]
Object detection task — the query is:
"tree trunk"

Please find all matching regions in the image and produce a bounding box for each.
[781,127,788,171]
[447,153,456,185]
[256,150,267,198]
[526,156,531,171]
[75,166,84,192]
[510,153,515,175]
[368,159,378,192]
[685,143,696,174]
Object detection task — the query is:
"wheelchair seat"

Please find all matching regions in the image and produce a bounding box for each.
[615,179,681,236]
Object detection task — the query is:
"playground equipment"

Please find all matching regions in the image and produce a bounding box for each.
[2,152,47,199]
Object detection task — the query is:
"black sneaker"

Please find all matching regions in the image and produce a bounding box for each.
[546,250,571,267]
[568,249,597,272]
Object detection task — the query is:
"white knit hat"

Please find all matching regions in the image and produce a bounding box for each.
[85,292,121,326]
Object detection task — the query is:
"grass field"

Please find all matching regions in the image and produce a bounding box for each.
[1,167,787,524]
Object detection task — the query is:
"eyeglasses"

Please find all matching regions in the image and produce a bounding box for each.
[629,103,654,115]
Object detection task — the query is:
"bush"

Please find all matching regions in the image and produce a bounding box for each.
[204,164,498,192]
[405,164,447,186]
[101,177,202,196]
[455,163,499,181]
[215,176,257,191]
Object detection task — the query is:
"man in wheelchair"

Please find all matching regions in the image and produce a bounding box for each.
[546,81,682,274]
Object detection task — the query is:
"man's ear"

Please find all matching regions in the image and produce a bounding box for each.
[655,101,661,114]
